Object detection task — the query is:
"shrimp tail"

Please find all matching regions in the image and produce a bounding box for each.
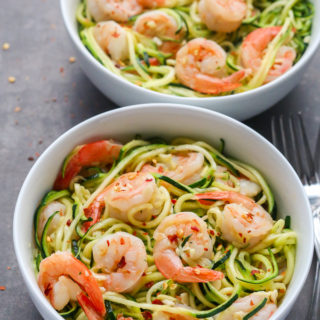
[83,200,105,231]
[194,69,246,94]
[174,266,224,283]
[77,292,105,320]
[54,140,122,190]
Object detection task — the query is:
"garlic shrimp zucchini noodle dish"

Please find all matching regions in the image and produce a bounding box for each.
[34,137,296,320]
[76,0,314,97]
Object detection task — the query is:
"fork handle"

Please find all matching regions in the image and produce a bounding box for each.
[306,259,320,320]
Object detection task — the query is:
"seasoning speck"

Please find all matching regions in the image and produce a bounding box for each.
[7,267,11,270]
[69,56,76,63]
[8,76,16,83]
[0,286,6,291]
[2,42,10,50]
[28,156,34,161]
[14,106,21,113]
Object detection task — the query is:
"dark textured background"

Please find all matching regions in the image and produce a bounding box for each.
[1,0,319,319]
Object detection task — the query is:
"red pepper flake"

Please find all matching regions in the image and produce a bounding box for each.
[191,226,200,232]
[117,256,126,269]
[107,240,110,247]
[120,238,125,245]
[145,281,154,289]
[250,300,254,306]
[209,230,215,236]
[133,231,137,236]
[238,232,243,238]
[243,237,247,243]
[171,199,177,204]
[66,219,71,226]
[251,270,260,275]
[204,248,208,251]
[143,232,148,235]
[248,230,252,233]
[145,178,153,182]
[0,286,6,291]
[151,215,157,219]
[142,311,152,320]
[279,289,285,294]
[158,166,164,173]
[142,272,146,276]
[28,156,34,161]
[152,299,163,305]
[142,222,146,226]
[168,234,178,243]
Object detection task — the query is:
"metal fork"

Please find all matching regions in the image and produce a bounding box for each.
[271,113,320,320]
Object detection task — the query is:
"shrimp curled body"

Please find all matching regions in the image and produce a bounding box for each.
[94,21,129,61]
[153,211,224,282]
[195,191,274,248]
[84,172,163,230]
[141,152,204,185]
[92,232,148,292]
[87,0,143,22]
[217,291,277,320]
[38,252,106,320]
[175,38,246,94]
[198,0,247,33]
[240,27,296,83]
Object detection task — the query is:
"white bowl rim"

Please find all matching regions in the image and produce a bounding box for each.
[13,103,314,320]
[60,0,320,102]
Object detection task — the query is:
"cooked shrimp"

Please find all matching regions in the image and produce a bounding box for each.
[198,0,247,33]
[195,191,273,248]
[94,21,129,61]
[153,211,224,282]
[37,201,66,240]
[138,0,192,9]
[87,0,143,22]
[84,172,162,229]
[92,232,148,292]
[54,140,122,190]
[134,10,185,53]
[175,38,246,94]
[38,252,105,320]
[239,179,261,198]
[217,291,277,320]
[240,27,296,84]
[141,152,204,185]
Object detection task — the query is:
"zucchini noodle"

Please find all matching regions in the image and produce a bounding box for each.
[34,137,296,319]
[76,0,314,97]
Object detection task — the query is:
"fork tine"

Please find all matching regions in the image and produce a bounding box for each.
[288,115,304,179]
[279,115,290,160]
[296,113,318,184]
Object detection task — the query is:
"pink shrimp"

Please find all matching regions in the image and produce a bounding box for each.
[141,152,204,185]
[198,0,247,33]
[153,212,224,282]
[217,292,277,320]
[175,38,247,94]
[83,172,162,230]
[92,232,148,292]
[38,252,105,320]
[54,140,122,190]
[240,27,296,84]
[87,0,143,22]
[195,191,273,248]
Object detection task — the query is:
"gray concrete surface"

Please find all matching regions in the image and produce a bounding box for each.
[1,0,319,319]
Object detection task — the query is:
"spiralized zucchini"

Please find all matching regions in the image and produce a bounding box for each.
[34,137,296,319]
[76,0,314,97]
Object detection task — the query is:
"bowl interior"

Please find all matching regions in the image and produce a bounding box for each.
[60,0,320,102]
[14,104,313,319]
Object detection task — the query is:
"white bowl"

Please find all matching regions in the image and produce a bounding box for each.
[14,103,313,320]
[60,0,320,121]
